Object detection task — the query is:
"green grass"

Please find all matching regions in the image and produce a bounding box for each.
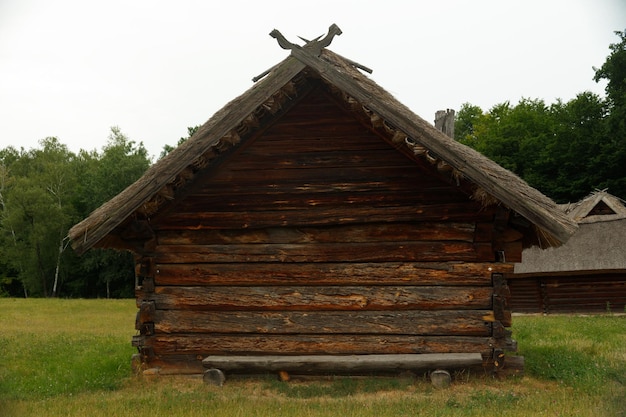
[0,298,135,401]
[1,299,624,416]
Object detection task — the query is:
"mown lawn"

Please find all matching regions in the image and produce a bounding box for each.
[0,298,624,416]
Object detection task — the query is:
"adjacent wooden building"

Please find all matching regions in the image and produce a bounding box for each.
[511,190,626,313]
[68,26,576,377]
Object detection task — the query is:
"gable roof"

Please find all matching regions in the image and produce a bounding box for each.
[560,190,626,223]
[515,190,626,274]
[68,26,577,254]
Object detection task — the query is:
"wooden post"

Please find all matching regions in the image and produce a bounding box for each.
[430,369,451,388]
[203,368,226,386]
[435,109,455,139]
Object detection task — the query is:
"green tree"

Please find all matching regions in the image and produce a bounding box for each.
[593,29,626,198]
[455,103,484,145]
[68,127,150,298]
[0,127,151,298]
[594,30,626,112]
[0,147,24,296]
[159,125,199,159]
[0,138,76,296]
[455,95,608,203]
[545,92,608,201]
[454,31,626,202]
[456,99,554,177]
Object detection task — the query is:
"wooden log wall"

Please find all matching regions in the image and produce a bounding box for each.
[132,86,519,375]
[508,272,626,314]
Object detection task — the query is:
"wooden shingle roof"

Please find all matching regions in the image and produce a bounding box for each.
[68,25,577,254]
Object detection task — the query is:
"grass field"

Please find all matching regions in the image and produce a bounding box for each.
[0,298,624,416]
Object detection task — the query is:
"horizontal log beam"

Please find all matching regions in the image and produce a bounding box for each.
[201,353,484,373]
[155,222,477,245]
[137,334,494,356]
[155,203,495,230]
[153,310,494,336]
[153,241,494,263]
[153,262,510,286]
[179,188,469,211]
[141,285,493,311]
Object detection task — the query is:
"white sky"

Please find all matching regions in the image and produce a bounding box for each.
[0,0,624,159]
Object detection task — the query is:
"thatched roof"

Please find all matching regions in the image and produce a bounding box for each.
[560,190,626,223]
[515,190,626,274]
[68,26,577,255]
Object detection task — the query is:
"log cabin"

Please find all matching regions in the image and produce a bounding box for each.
[68,25,577,378]
[511,190,626,313]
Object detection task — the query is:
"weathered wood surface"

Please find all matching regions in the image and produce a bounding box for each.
[203,368,225,386]
[139,285,494,311]
[493,274,512,327]
[133,334,495,356]
[155,204,495,230]
[430,369,452,388]
[435,109,455,139]
[152,310,494,336]
[150,91,498,232]
[507,278,543,313]
[508,273,626,313]
[288,48,576,244]
[68,52,311,254]
[201,353,483,373]
[153,262,510,286]
[153,241,494,263]
[128,87,522,375]
[156,223,477,245]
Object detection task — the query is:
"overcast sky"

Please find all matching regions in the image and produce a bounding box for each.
[1,0,624,159]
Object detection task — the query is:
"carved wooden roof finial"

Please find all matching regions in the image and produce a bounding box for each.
[270,24,342,55]
[253,24,372,82]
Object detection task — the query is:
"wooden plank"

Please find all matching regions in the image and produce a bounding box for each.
[153,262,502,286]
[154,203,494,230]
[201,353,484,373]
[508,278,543,313]
[156,223,476,245]
[140,334,494,356]
[219,149,409,170]
[153,310,494,336]
[541,274,626,313]
[142,285,493,311]
[173,190,471,212]
[153,241,492,263]
[193,177,454,197]
[208,164,424,183]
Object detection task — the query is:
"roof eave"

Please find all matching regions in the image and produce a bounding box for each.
[68,55,306,254]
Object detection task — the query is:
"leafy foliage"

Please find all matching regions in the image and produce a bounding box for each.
[593,30,626,197]
[455,30,626,203]
[455,93,613,203]
[0,128,150,297]
[159,125,200,159]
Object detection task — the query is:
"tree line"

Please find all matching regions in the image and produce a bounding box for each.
[1,31,624,298]
[0,128,151,297]
[455,30,626,203]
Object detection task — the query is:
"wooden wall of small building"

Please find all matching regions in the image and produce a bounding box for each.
[132,87,518,374]
[508,272,626,314]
